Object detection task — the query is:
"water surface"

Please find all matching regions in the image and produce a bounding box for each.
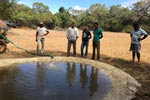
[0,62,111,100]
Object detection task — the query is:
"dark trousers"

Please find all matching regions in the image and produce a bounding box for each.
[67,40,76,56]
[92,41,100,60]
[81,41,89,57]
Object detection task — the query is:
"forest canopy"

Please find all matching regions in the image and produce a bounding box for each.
[0,0,149,33]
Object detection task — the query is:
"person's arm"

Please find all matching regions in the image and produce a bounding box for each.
[66,28,69,39]
[98,29,103,39]
[43,27,49,36]
[44,30,49,36]
[99,30,103,39]
[36,32,38,42]
[76,28,79,40]
[88,32,92,39]
[100,33,103,39]
[36,28,39,41]
[139,29,148,41]
[139,35,148,41]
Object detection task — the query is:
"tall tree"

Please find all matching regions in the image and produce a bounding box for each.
[87,4,108,30]
[132,0,150,32]
[0,0,16,20]
[32,2,50,14]
[132,0,150,22]
[32,2,53,28]
[55,7,72,28]
[59,7,65,13]
[108,5,133,32]
[68,7,83,16]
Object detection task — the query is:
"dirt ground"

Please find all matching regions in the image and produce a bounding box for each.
[0,28,150,100]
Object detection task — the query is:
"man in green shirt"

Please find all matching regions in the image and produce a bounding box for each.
[92,22,103,60]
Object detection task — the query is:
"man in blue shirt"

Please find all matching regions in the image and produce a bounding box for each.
[81,25,91,57]
[92,22,103,60]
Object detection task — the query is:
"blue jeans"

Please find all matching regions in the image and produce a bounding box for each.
[81,41,89,57]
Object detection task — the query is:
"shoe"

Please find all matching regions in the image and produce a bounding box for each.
[41,48,44,54]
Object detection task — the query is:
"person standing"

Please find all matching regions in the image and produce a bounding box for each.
[36,22,49,54]
[66,22,79,57]
[81,25,91,57]
[92,22,103,60]
[130,22,148,62]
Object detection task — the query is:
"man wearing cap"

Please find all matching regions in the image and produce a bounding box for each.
[36,22,49,54]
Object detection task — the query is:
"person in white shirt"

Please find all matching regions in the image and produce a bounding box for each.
[36,22,49,54]
[129,23,148,62]
[66,22,79,56]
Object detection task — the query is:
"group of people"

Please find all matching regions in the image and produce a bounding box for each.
[36,21,148,62]
[66,22,103,60]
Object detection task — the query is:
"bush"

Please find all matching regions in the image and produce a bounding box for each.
[141,24,150,34]
[122,25,132,33]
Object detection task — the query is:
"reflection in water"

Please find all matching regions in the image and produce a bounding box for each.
[0,66,19,100]
[0,69,10,84]
[80,63,88,89]
[66,62,76,86]
[36,62,46,84]
[89,67,99,97]
[0,62,111,100]
[66,63,99,96]
[0,67,18,84]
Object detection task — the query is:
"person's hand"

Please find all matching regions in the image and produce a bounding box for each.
[138,38,141,41]
[76,36,79,40]
[44,33,48,36]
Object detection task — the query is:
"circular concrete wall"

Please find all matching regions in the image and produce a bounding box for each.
[0,56,141,100]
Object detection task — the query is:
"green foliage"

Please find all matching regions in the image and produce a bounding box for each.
[132,0,150,22]
[59,7,65,13]
[87,4,108,29]
[76,12,98,29]
[107,5,133,31]
[33,2,51,14]
[68,7,83,16]
[55,7,72,28]
[122,25,133,33]
[107,18,122,32]
[0,0,149,32]
[11,4,33,26]
[0,0,16,20]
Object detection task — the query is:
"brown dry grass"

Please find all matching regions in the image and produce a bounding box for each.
[0,28,150,99]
